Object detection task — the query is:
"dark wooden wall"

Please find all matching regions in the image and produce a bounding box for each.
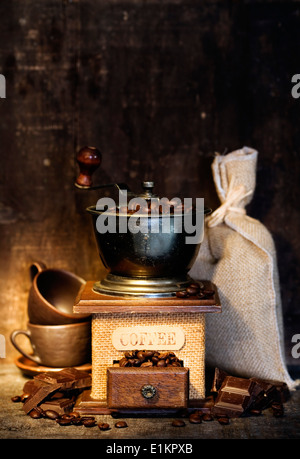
[1,1,300,363]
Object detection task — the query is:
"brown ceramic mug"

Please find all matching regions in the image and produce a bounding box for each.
[10,321,91,367]
[28,262,90,325]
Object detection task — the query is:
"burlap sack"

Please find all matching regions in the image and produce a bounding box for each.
[189,146,296,388]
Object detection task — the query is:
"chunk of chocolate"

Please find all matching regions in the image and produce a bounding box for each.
[34,368,91,390]
[212,375,263,418]
[250,377,290,408]
[22,383,62,414]
[23,379,48,395]
[40,398,75,415]
[213,391,251,418]
[211,367,230,393]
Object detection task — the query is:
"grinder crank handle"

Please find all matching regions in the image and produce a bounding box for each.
[75,146,130,193]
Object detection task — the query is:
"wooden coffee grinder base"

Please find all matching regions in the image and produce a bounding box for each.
[73,280,221,415]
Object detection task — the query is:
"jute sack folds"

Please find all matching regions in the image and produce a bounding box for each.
[189,146,295,388]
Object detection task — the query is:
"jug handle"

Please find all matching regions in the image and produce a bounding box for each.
[10,330,42,365]
[29,261,47,282]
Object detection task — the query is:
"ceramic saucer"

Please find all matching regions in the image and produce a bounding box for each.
[14,355,91,377]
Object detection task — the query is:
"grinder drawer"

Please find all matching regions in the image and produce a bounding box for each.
[107,367,189,409]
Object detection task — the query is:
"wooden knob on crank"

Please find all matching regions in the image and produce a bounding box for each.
[75,146,102,188]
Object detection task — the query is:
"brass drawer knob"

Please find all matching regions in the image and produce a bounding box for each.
[141,384,156,399]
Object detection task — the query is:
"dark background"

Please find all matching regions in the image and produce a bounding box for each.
[0,0,299,365]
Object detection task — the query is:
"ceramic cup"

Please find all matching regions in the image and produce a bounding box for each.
[10,321,91,368]
[27,262,90,325]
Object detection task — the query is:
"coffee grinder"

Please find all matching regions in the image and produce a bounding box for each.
[73,146,221,414]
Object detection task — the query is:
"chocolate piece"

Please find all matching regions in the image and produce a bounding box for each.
[23,379,48,395]
[250,377,290,408]
[211,367,229,393]
[213,376,263,418]
[34,368,91,390]
[40,397,75,415]
[23,383,62,414]
[222,376,258,395]
[213,391,250,418]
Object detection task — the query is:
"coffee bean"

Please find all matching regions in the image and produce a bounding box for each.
[189,413,202,424]
[69,411,81,418]
[186,286,199,296]
[158,352,169,359]
[119,357,129,367]
[83,418,97,427]
[44,410,60,420]
[197,292,206,299]
[56,418,73,426]
[157,359,166,367]
[29,409,42,419]
[11,395,21,403]
[98,422,110,431]
[141,361,153,367]
[115,421,128,428]
[72,417,82,425]
[144,350,154,359]
[124,351,134,358]
[202,413,214,421]
[20,393,30,403]
[60,413,74,420]
[189,282,200,290]
[217,416,230,425]
[172,419,186,427]
[176,290,188,298]
[271,402,284,417]
[137,351,146,361]
[203,289,214,297]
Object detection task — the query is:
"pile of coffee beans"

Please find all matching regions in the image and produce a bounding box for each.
[107,199,194,216]
[176,282,215,299]
[11,396,128,430]
[172,409,228,427]
[117,350,183,368]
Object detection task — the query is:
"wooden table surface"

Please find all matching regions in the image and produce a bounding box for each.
[1,363,299,441]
